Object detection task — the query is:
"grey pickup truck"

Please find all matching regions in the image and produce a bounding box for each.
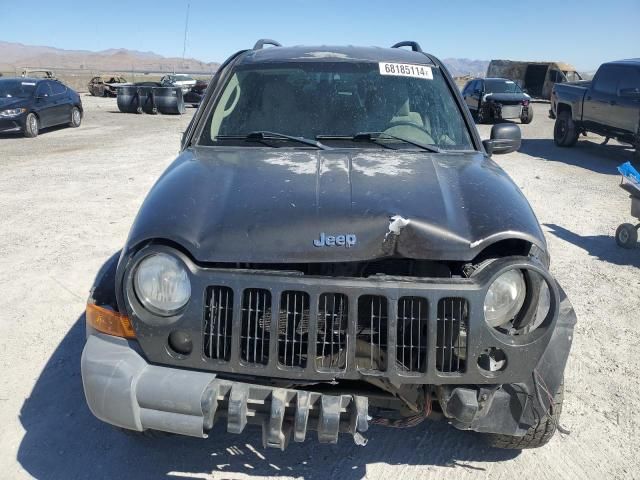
[551,59,640,155]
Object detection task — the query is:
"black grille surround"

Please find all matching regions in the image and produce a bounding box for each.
[124,248,560,386]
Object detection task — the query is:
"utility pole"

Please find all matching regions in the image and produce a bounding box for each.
[181,1,190,71]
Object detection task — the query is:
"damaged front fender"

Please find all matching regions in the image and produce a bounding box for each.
[438,284,576,436]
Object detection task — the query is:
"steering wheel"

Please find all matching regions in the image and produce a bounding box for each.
[384,121,435,144]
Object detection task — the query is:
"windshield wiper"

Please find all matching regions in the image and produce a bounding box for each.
[217,131,331,150]
[352,132,441,153]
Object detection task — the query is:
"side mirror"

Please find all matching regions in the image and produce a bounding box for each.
[482,123,521,155]
[522,88,529,94]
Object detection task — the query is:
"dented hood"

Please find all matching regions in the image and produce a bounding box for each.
[124,147,545,263]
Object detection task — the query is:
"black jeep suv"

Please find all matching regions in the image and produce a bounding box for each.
[81,40,576,450]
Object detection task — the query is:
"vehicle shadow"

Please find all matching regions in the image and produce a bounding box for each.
[0,124,70,139]
[520,138,637,175]
[545,223,640,267]
[17,252,521,479]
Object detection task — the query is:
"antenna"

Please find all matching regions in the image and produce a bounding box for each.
[181,1,190,69]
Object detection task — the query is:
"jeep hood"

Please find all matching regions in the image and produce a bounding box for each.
[124,147,545,263]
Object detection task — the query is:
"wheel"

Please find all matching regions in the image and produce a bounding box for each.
[485,381,564,449]
[615,223,638,248]
[554,111,579,147]
[69,107,82,128]
[24,113,39,138]
[521,106,534,124]
[476,106,485,124]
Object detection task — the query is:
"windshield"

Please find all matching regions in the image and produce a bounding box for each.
[0,79,36,98]
[563,71,582,82]
[200,61,473,150]
[484,79,522,94]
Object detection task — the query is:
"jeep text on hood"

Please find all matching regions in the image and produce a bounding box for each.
[82,40,576,452]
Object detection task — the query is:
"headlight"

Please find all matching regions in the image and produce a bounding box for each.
[484,269,526,328]
[134,253,191,316]
[0,108,26,118]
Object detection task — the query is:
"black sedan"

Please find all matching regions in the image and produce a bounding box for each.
[0,77,83,137]
[462,77,533,124]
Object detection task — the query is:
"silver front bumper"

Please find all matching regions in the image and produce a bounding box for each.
[499,105,523,119]
[81,334,369,449]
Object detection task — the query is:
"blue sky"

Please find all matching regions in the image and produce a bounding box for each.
[1,0,638,70]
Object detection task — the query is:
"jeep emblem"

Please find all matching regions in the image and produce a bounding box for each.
[313,232,357,248]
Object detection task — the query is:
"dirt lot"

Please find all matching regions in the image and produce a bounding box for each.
[0,97,639,480]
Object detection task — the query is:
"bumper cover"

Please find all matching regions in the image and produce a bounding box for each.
[0,117,24,133]
[81,334,369,449]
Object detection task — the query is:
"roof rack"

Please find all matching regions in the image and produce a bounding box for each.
[391,41,423,53]
[253,39,282,50]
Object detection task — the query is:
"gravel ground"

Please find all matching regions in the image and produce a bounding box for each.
[0,97,638,480]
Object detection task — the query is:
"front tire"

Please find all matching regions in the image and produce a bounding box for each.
[521,106,534,124]
[616,223,638,248]
[485,381,564,449]
[554,111,579,147]
[24,113,39,138]
[69,107,82,128]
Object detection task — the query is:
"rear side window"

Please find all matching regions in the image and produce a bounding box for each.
[592,65,621,95]
[50,81,67,95]
[36,82,51,97]
[617,67,640,94]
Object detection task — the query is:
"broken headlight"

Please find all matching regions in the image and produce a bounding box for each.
[133,252,191,316]
[484,269,526,328]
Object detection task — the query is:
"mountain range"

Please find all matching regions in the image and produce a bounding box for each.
[0,40,488,77]
[0,41,220,73]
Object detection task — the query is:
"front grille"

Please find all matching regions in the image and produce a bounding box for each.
[240,288,271,365]
[203,286,233,361]
[436,298,468,373]
[201,285,473,378]
[356,295,388,371]
[277,291,310,368]
[316,293,348,371]
[396,297,428,373]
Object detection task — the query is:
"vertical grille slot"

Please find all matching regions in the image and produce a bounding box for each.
[316,293,348,371]
[396,297,428,373]
[203,286,233,361]
[278,291,310,368]
[436,298,468,373]
[240,288,271,365]
[356,295,388,371]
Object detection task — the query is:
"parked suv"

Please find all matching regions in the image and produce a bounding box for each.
[81,40,576,450]
[462,77,533,124]
[552,59,640,155]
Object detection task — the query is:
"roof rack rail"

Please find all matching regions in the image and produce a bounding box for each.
[253,39,282,50]
[391,41,423,53]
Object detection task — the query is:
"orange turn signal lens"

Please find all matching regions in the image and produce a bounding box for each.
[86,303,136,338]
